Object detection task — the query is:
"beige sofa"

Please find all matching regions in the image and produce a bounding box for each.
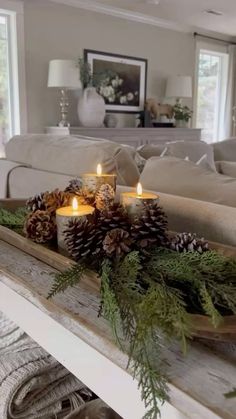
[1,134,236,247]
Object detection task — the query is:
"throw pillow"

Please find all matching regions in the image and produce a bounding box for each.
[140,156,236,207]
[216,160,236,178]
[137,144,167,159]
[165,141,216,172]
[213,138,236,162]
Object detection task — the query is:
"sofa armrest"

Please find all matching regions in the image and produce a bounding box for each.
[117,186,236,247]
[0,159,30,198]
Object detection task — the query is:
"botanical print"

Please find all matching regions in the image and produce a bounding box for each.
[85,50,147,113]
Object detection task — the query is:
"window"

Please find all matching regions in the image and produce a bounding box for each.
[194,42,229,143]
[0,1,26,157]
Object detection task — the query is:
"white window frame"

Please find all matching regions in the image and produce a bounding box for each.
[0,0,27,137]
[193,40,229,142]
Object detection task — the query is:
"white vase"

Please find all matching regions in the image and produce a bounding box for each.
[77,87,106,128]
[175,120,189,128]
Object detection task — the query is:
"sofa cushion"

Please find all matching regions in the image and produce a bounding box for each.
[216,160,236,178]
[140,156,236,207]
[137,144,167,159]
[213,138,236,162]
[164,140,216,171]
[0,159,30,198]
[5,135,139,186]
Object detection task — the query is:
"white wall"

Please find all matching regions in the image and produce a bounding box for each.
[23,0,195,132]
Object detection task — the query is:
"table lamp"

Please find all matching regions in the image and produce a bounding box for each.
[48,59,82,127]
[165,75,192,104]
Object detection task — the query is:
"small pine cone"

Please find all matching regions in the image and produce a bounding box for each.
[27,193,46,212]
[43,189,72,214]
[98,203,130,233]
[64,178,82,194]
[65,218,104,261]
[103,228,132,258]
[131,202,168,249]
[95,184,115,211]
[24,210,56,243]
[170,232,209,254]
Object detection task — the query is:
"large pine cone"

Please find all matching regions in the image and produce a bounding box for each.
[43,189,72,214]
[103,228,132,258]
[24,210,56,243]
[97,203,130,233]
[64,218,104,261]
[65,179,95,206]
[27,193,46,212]
[95,184,115,211]
[131,202,168,249]
[64,178,82,194]
[170,232,209,254]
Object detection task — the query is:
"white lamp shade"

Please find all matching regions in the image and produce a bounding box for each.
[48,59,82,89]
[165,75,192,99]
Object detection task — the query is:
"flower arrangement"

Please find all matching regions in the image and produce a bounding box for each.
[1,181,236,419]
[173,103,192,122]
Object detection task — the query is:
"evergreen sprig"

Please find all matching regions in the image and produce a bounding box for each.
[48,263,86,299]
[0,207,28,230]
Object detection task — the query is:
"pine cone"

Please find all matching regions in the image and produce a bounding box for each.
[27,193,46,212]
[170,232,209,254]
[43,189,72,214]
[103,228,132,258]
[24,210,56,243]
[64,218,104,261]
[131,202,168,249]
[64,178,82,194]
[96,184,115,211]
[98,203,130,233]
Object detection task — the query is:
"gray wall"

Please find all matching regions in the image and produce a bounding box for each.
[24,0,195,132]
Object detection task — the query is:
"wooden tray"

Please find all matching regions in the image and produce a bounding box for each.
[1,199,236,343]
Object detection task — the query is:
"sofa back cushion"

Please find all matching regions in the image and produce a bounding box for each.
[213,138,236,162]
[5,135,139,186]
[137,144,167,159]
[140,156,236,207]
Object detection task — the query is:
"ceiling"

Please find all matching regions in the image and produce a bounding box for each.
[53,0,236,38]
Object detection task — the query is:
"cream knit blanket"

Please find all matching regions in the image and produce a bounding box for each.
[0,312,92,419]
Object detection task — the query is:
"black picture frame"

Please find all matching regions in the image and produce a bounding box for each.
[84,49,148,114]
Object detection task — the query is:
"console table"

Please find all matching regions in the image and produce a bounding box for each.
[0,237,235,419]
[46,127,202,148]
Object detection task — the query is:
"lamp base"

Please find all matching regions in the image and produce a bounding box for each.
[58,89,70,127]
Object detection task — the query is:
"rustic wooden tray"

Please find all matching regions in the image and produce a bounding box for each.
[1,199,236,343]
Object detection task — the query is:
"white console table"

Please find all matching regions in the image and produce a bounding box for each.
[46,127,201,148]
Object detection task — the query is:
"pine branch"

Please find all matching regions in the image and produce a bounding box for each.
[0,207,28,229]
[48,263,86,299]
[224,389,236,399]
[199,283,222,328]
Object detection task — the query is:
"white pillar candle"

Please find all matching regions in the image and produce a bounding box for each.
[82,164,116,197]
[121,183,159,219]
[56,197,94,253]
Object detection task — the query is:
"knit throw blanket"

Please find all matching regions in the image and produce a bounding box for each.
[0,311,93,419]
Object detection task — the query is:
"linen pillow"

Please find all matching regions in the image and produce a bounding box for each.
[216,161,236,178]
[164,141,216,171]
[5,135,140,187]
[213,138,236,162]
[137,144,167,159]
[140,156,236,207]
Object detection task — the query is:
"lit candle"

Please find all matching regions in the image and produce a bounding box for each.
[121,183,159,219]
[82,164,116,197]
[56,197,94,253]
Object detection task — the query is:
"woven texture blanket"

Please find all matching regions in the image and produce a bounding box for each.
[0,311,93,419]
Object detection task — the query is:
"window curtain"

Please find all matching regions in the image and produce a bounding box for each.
[222,45,236,139]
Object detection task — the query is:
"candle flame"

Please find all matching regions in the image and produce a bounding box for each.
[97,164,102,176]
[72,197,79,211]
[137,182,143,197]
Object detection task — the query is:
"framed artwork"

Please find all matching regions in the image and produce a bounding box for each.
[84,49,148,113]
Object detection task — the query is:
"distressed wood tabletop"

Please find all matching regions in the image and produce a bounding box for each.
[0,239,235,419]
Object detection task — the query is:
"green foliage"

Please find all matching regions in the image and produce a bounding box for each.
[0,207,28,230]
[48,263,86,299]
[224,389,236,399]
[173,103,192,122]
[48,247,236,418]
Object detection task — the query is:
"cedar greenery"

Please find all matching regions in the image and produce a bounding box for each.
[0,207,28,230]
[48,248,236,418]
